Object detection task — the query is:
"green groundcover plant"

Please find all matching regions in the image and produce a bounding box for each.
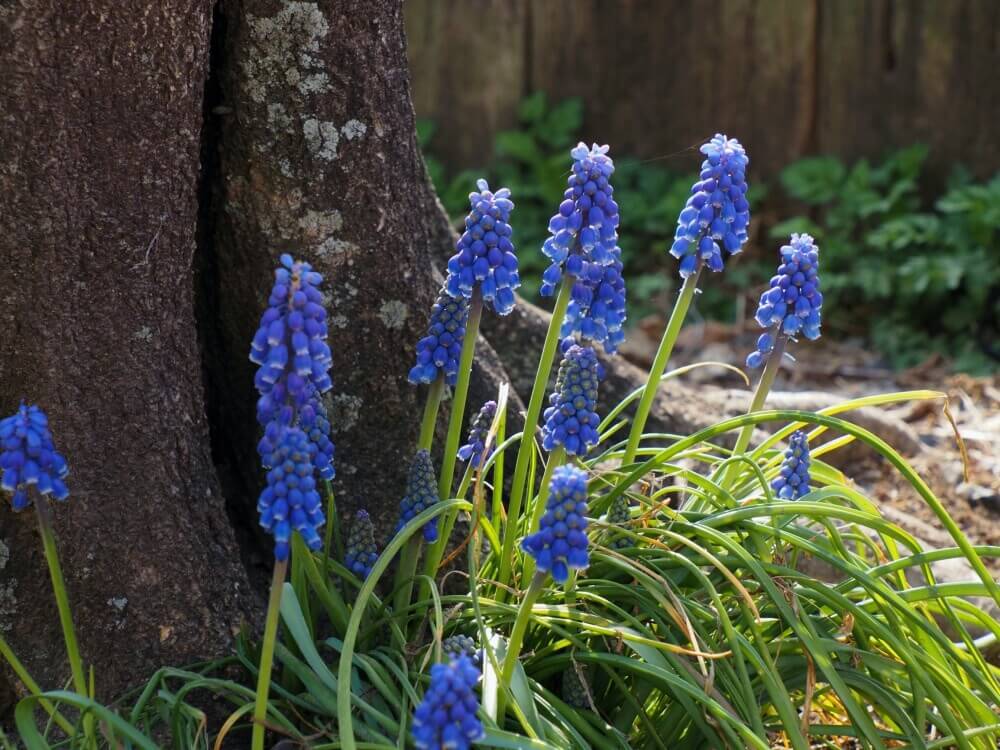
[2,135,999,750]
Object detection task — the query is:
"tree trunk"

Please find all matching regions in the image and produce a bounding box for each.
[0,0,256,707]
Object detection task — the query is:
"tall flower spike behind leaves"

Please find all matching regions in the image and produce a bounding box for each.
[249,254,334,558]
[457,400,496,468]
[669,134,750,277]
[747,233,823,369]
[344,509,379,580]
[445,179,519,315]
[541,344,601,456]
[396,449,440,542]
[0,404,69,511]
[541,143,627,354]
[521,465,590,584]
[412,656,485,750]
[408,287,470,386]
[772,430,812,500]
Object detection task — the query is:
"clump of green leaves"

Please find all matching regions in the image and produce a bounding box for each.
[774,147,1000,371]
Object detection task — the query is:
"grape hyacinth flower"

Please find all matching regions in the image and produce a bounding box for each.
[345,509,379,579]
[0,404,69,511]
[396,449,440,542]
[257,427,325,562]
[606,495,631,550]
[747,234,823,369]
[442,634,479,662]
[412,656,485,750]
[541,143,626,354]
[772,430,812,500]
[541,345,601,457]
[521,465,590,584]
[457,400,496,468]
[445,179,519,316]
[669,134,750,278]
[562,665,590,709]
[409,288,470,386]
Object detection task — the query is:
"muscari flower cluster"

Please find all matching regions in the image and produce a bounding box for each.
[345,509,379,579]
[442,634,479,663]
[412,656,484,750]
[396,449,440,543]
[445,179,519,316]
[542,143,627,354]
[409,288,470,386]
[521,465,590,584]
[250,254,334,559]
[0,404,69,511]
[257,427,325,561]
[669,134,750,277]
[541,345,601,456]
[747,233,823,369]
[562,665,590,709]
[606,495,632,550]
[772,430,812,500]
[457,400,496,468]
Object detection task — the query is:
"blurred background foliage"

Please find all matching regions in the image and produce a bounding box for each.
[417,93,1000,374]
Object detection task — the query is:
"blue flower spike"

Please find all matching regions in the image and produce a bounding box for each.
[0,404,70,511]
[747,233,823,369]
[542,143,627,354]
[457,400,497,468]
[345,509,379,580]
[409,288,470,386]
[669,134,750,278]
[606,495,632,550]
[412,656,485,750]
[541,345,601,457]
[521,465,590,584]
[445,179,519,316]
[396,449,440,543]
[257,427,325,562]
[772,430,812,500]
[249,254,334,558]
[442,634,479,663]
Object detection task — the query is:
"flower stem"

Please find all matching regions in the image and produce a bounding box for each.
[622,269,701,466]
[0,633,75,736]
[496,279,574,596]
[417,376,445,452]
[498,572,546,718]
[392,536,421,629]
[520,446,565,584]
[438,294,483,500]
[252,558,287,750]
[720,333,786,493]
[35,497,93,746]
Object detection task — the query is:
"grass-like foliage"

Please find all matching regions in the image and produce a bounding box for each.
[3,137,999,750]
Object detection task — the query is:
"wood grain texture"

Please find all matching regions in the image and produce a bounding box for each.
[406,0,1000,178]
[0,0,256,704]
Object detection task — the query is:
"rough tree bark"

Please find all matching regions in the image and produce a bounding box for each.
[0,0,255,709]
[0,0,705,718]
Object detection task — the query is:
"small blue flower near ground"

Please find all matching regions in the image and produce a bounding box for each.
[257,427,325,561]
[457,400,496,468]
[542,345,601,456]
[669,134,750,277]
[396,449,440,543]
[541,143,627,354]
[412,656,485,750]
[0,404,69,511]
[409,288,470,386]
[345,509,379,579]
[445,179,519,316]
[772,430,812,500]
[747,233,823,369]
[521,465,590,584]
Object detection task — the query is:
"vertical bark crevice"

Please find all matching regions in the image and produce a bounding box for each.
[194,0,272,591]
